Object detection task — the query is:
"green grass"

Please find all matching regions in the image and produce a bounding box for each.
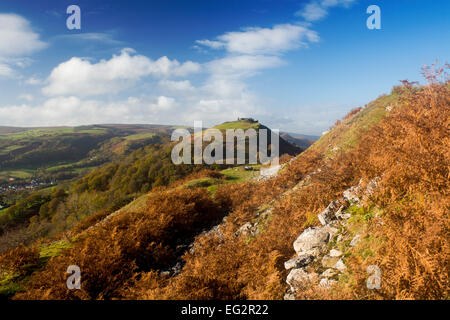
[220,166,259,182]
[213,120,261,131]
[0,144,24,155]
[0,169,34,179]
[0,127,107,141]
[76,128,108,134]
[183,177,225,189]
[0,128,75,140]
[0,270,24,298]
[312,93,398,157]
[177,166,259,196]
[123,132,155,141]
[39,241,72,260]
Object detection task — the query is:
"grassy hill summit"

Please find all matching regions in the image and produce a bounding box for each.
[213,118,260,131]
[0,68,448,300]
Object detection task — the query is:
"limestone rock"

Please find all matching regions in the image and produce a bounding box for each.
[284,291,296,300]
[284,253,314,270]
[286,268,317,292]
[350,234,362,247]
[329,249,342,257]
[318,201,340,225]
[320,268,337,279]
[334,259,347,272]
[293,227,331,254]
[236,222,256,237]
[319,278,337,289]
[321,255,341,268]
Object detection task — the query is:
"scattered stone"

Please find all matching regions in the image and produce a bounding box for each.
[385,105,393,112]
[318,201,340,225]
[364,177,380,198]
[236,222,255,237]
[320,268,337,279]
[350,234,362,247]
[284,291,296,300]
[335,206,352,220]
[293,227,331,254]
[258,165,281,181]
[329,249,342,257]
[321,255,341,269]
[319,278,337,289]
[334,259,347,272]
[284,253,314,270]
[343,186,361,203]
[286,268,317,292]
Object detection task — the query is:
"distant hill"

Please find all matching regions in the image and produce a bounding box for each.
[212,119,303,158]
[0,124,182,185]
[280,132,318,149]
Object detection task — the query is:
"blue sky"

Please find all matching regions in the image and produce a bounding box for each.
[0,0,448,135]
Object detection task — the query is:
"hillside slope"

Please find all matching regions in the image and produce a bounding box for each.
[1,71,448,300]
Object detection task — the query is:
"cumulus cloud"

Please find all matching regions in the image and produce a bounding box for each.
[296,0,355,22]
[0,14,46,78]
[42,49,201,96]
[0,14,47,57]
[18,94,34,102]
[0,95,178,127]
[196,24,319,55]
[0,63,14,77]
[53,32,123,45]
[158,80,196,95]
[207,55,284,77]
[25,76,43,85]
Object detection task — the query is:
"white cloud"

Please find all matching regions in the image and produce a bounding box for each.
[0,95,177,127]
[0,14,46,78]
[196,24,319,55]
[296,0,356,22]
[0,14,47,57]
[25,76,43,85]
[207,55,284,77]
[53,33,123,45]
[299,2,328,21]
[18,94,34,102]
[0,63,14,77]
[42,49,201,96]
[158,80,196,95]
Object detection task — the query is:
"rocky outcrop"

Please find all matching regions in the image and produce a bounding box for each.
[283,177,380,299]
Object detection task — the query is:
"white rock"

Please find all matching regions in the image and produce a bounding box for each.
[284,292,296,300]
[293,227,331,254]
[334,259,347,272]
[318,201,340,226]
[286,268,317,292]
[319,278,337,289]
[259,165,281,180]
[343,185,361,203]
[329,249,342,257]
[350,234,362,247]
[322,255,341,268]
[320,268,337,279]
[284,253,314,270]
[236,222,254,237]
